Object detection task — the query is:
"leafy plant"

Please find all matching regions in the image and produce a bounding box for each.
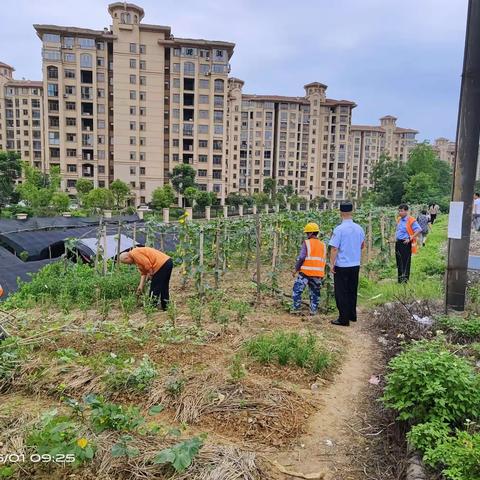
[229,300,251,325]
[187,297,203,327]
[102,354,157,392]
[111,435,140,458]
[120,293,137,319]
[27,409,95,465]
[84,395,144,433]
[381,339,480,423]
[0,336,27,383]
[228,353,246,382]
[436,315,480,341]
[167,300,178,327]
[153,436,204,473]
[407,418,451,456]
[55,348,80,364]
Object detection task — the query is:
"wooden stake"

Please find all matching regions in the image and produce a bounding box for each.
[367,212,373,262]
[102,224,108,276]
[214,222,221,289]
[94,218,103,272]
[380,215,385,250]
[199,225,204,296]
[116,222,122,268]
[132,222,137,245]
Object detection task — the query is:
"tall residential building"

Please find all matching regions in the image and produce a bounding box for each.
[226,80,356,200]
[0,62,44,170]
[347,116,418,197]
[33,2,234,203]
[432,137,456,166]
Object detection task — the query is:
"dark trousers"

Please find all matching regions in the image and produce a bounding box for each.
[430,213,437,224]
[395,240,411,283]
[150,258,173,310]
[334,266,360,325]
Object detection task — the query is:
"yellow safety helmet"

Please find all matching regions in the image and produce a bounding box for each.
[304,222,320,233]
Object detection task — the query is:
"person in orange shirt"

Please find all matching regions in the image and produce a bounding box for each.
[119,247,173,310]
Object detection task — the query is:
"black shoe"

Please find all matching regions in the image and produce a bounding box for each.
[351,318,357,322]
[331,319,349,326]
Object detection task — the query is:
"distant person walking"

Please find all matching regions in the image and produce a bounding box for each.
[395,204,422,283]
[428,203,439,224]
[416,209,430,247]
[119,247,173,310]
[328,202,365,327]
[473,193,480,231]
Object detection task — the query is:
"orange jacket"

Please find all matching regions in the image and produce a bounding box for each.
[300,238,326,277]
[129,247,170,275]
[397,216,418,254]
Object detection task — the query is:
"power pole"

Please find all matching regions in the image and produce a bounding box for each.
[445,0,480,310]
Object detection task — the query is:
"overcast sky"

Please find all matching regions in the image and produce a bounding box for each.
[0,0,468,141]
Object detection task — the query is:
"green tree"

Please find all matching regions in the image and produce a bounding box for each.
[171,165,196,195]
[196,191,216,208]
[371,154,408,206]
[0,151,22,206]
[75,178,94,206]
[16,164,60,210]
[51,192,70,212]
[278,184,294,197]
[110,179,130,208]
[263,178,276,198]
[403,172,436,205]
[183,186,199,207]
[85,188,114,211]
[151,184,175,209]
[252,192,270,207]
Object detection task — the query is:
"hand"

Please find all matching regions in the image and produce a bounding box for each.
[403,238,410,244]
[136,286,144,296]
[330,265,336,275]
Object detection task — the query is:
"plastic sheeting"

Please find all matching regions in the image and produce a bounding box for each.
[76,234,137,261]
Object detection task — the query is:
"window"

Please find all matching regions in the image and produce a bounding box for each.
[139,91,146,101]
[97,41,105,50]
[198,155,207,162]
[199,64,209,75]
[97,88,105,98]
[130,121,136,131]
[172,94,180,103]
[98,165,105,174]
[47,83,58,97]
[139,152,146,161]
[98,135,105,144]
[198,125,209,134]
[214,79,224,92]
[65,69,75,78]
[130,90,136,100]
[199,110,209,119]
[129,151,136,160]
[173,48,181,56]
[139,60,146,70]
[214,125,223,135]
[172,139,180,147]
[66,102,76,111]
[67,179,77,188]
[173,78,180,88]
[130,74,136,84]
[214,95,224,107]
[47,66,58,79]
[139,122,146,131]
[44,50,61,61]
[49,132,60,144]
[130,106,136,115]
[212,64,226,73]
[130,167,136,175]
[139,107,146,116]
[97,57,105,67]
[65,85,75,95]
[172,63,180,73]
[97,104,105,113]
[78,38,95,48]
[213,155,222,165]
[97,72,105,82]
[98,119,105,129]
[199,95,209,104]
[199,79,209,89]
[198,169,207,177]
[80,54,92,67]
[139,76,146,85]
[129,43,137,53]
[43,33,60,43]
[213,140,223,150]
[67,164,77,172]
[129,136,136,145]
[65,118,76,127]
[140,167,145,175]
[139,137,146,146]
[99,181,105,188]
[184,62,195,75]
[199,140,208,148]
[130,58,136,68]
[214,110,223,123]
[139,44,146,54]
[64,53,77,63]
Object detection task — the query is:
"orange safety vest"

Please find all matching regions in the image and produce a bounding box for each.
[300,238,326,277]
[397,216,418,254]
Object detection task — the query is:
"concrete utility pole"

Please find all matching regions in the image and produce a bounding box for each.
[446,0,480,310]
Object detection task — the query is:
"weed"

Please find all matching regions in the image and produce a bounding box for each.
[228,353,246,382]
[0,337,27,384]
[111,434,140,458]
[55,348,80,364]
[165,369,186,397]
[436,315,480,341]
[229,300,251,325]
[208,297,222,323]
[120,293,137,319]
[167,300,178,327]
[187,297,203,327]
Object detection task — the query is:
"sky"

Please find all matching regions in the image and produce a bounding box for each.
[0,0,468,142]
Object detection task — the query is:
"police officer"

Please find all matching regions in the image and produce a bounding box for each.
[328,202,365,327]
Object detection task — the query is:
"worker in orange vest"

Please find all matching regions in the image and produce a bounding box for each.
[119,247,173,310]
[395,204,422,283]
[292,222,326,315]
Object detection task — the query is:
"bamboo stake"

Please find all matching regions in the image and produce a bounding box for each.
[367,212,373,261]
[94,218,103,272]
[380,215,385,250]
[214,222,221,289]
[198,225,204,297]
[255,212,261,301]
[133,222,137,245]
[102,224,108,276]
[116,222,122,268]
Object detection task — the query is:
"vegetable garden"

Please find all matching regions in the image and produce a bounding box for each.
[1,208,479,480]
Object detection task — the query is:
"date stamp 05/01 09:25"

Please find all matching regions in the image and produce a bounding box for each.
[1,453,76,464]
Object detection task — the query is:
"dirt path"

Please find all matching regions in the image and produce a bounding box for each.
[273,315,379,480]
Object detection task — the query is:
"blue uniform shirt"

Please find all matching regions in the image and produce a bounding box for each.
[328,219,365,267]
[396,216,421,241]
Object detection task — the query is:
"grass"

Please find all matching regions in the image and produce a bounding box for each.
[359,216,447,307]
[244,331,334,375]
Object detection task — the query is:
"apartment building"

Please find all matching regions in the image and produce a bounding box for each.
[347,116,418,197]
[32,2,234,203]
[226,80,356,200]
[432,137,456,166]
[0,62,44,170]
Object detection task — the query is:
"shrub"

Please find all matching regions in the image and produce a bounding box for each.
[407,419,451,455]
[244,331,333,376]
[436,315,480,341]
[229,300,251,325]
[381,339,480,423]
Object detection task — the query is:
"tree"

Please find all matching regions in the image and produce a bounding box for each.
[183,186,199,207]
[263,178,276,198]
[151,184,176,210]
[110,179,130,208]
[51,192,70,212]
[278,184,294,197]
[16,164,60,210]
[252,192,270,207]
[196,191,216,208]
[0,151,21,206]
[171,165,196,194]
[371,154,408,206]
[226,193,244,207]
[75,178,94,207]
[403,172,436,205]
[84,188,114,211]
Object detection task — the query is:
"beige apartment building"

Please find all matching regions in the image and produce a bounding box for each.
[226,80,356,200]
[32,2,233,203]
[347,115,418,197]
[432,137,456,166]
[0,62,44,171]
